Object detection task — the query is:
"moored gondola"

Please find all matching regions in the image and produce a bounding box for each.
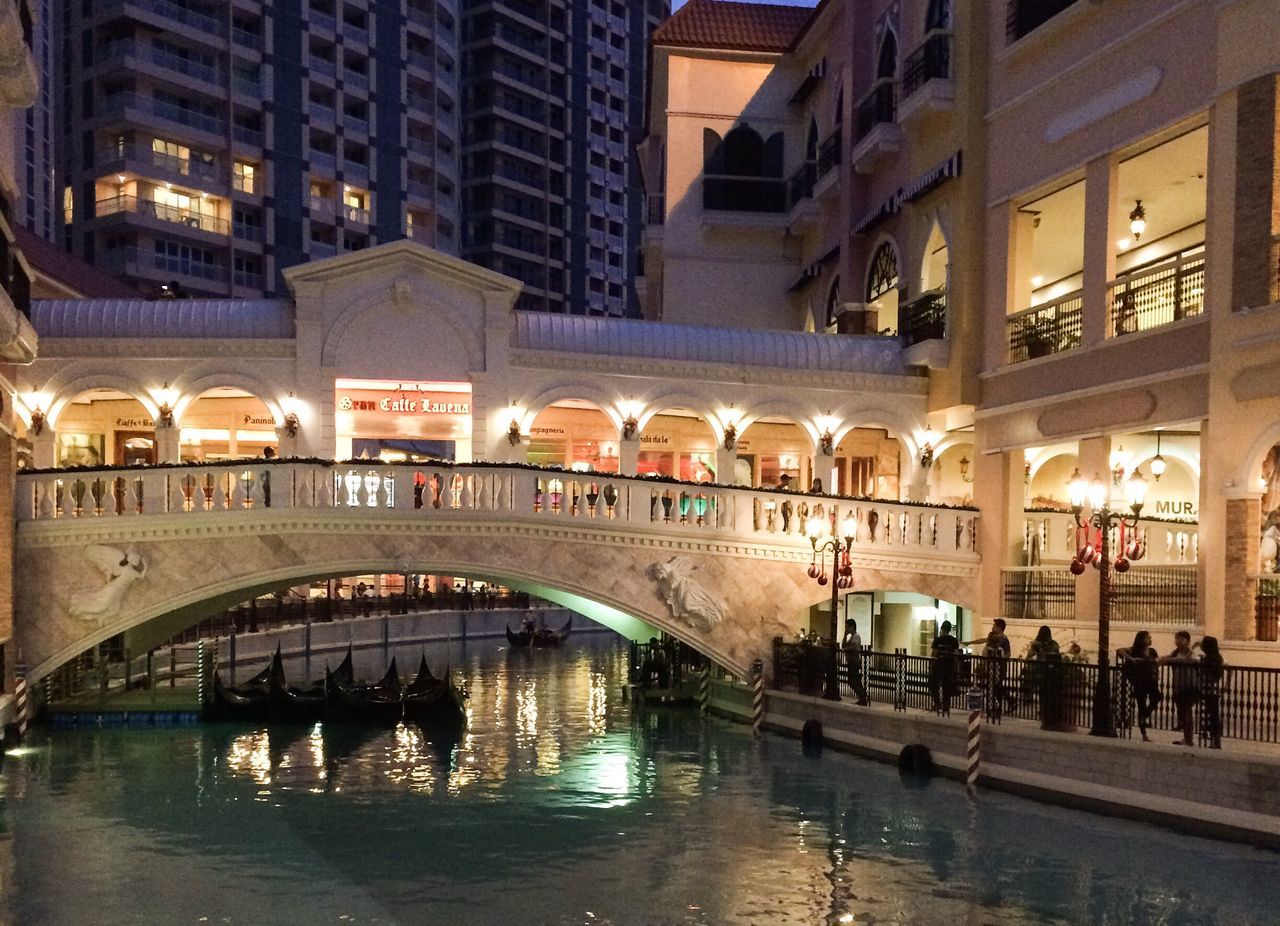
[403,657,467,731]
[325,657,403,724]
[210,669,270,721]
[268,647,325,722]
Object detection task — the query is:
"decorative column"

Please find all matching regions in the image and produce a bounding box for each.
[154,423,181,463]
[715,446,738,486]
[1081,155,1119,348]
[619,438,639,476]
[974,448,1027,621]
[31,430,56,469]
[1073,435,1112,634]
[1223,496,1261,641]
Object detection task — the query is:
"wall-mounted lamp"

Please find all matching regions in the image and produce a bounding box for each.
[1129,200,1147,241]
[1151,430,1166,482]
[959,455,973,484]
[506,406,524,446]
[281,392,301,438]
[621,414,639,441]
[722,420,738,451]
[919,425,935,470]
[1110,444,1130,486]
[819,428,835,456]
[155,383,178,429]
[29,405,45,436]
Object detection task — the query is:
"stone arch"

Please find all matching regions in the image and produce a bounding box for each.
[1235,425,1280,496]
[171,371,285,427]
[865,236,901,302]
[319,281,484,372]
[519,383,624,433]
[919,213,951,293]
[876,26,898,79]
[46,370,161,426]
[634,389,721,435]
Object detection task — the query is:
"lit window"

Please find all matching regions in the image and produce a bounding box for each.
[233,161,256,194]
[62,186,73,223]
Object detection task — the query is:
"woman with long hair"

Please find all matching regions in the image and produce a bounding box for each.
[1119,630,1161,742]
[1199,636,1225,749]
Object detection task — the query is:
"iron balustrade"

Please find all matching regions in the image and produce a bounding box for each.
[1002,567,1076,621]
[702,175,787,213]
[629,638,707,690]
[99,38,221,85]
[903,287,946,345]
[16,462,981,565]
[1110,565,1197,626]
[1271,233,1280,305]
[854,80,896,142]
[646,194,665,225]
[817,131,841,178]
[902,32,952,99]
[1006,290,1082,363]
[772,643,1280,746]
[1108,245,1205,337]
[1254,575,1280,642]
[787,162,816,208]
[96,194,230,236]
[100,246,226,283]
[96,143,221,184]
[1021,512,1198,567]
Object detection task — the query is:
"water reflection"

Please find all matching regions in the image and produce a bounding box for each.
[1,636,1278,925]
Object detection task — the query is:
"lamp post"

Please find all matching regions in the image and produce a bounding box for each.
[804,512,857,701]
[1068,467,1148,736]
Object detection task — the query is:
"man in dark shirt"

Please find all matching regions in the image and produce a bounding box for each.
[929,620,961,713]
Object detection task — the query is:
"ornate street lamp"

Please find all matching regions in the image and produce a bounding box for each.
[1067,467,1148,736]
[804,511,857,701]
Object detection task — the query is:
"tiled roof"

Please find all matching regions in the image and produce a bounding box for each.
[31,298,296,339]
[513,313,908,376]
[11,225,140,299]
[653,0,816,53]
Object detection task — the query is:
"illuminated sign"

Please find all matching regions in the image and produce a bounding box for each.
[337,393,471,416]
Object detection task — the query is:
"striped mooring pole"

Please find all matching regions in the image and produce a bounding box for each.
[751,659,765,736]
[699,665,710,714]
[14,660,29,741]
[966,684,983,791]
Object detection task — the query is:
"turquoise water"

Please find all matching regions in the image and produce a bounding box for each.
[1,635,1276,925]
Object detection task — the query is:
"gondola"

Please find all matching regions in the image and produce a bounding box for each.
[505,624,534,648]
[209,669,270,721]
[268,647,325,722]
[403,657,467,731]
[325,657,403,724]
[531,616,572,648]
[329,646,355,688]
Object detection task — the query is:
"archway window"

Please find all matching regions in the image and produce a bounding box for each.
[806,118,818,162]
[703,125,786,212]
[824,277,841,329]
[926,0,951,32]
[867,243,899,301]
[834,87,844,125]
[877,31,897,79]
[180,388,278,462]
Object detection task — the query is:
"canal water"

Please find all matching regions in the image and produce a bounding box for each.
[0,634,1276,925]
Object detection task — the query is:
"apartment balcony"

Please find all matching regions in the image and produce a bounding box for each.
[310,10,336,33]
[232,26,264,52]
[310,150,337,172]
[813,130,842,199]
[100,246,228,287]
[96,143,223,188]
[127,0,226,38]
[902,287,948,369]
[309,101,336,124]
[786,162,819,232]
[342,112,370,135]
[310,241,338,260]
[1006,290,1082,364]
[407,50,433,72]
[233,269,264,290]
[342,23,370,46]
[310,195,335,216]
[96,194,230,238]
[343,204,371,225]
[0,243,37,363]
[99,38,222,88]
[899,33,953,126]
[100,91,225,140]
[311,57,337,81]
[233,220,262,242]
[1107,244,1205,338]
[702,176,787,230]
[233,125,264,148]
[850,81,901,174]
[344,70,370,93]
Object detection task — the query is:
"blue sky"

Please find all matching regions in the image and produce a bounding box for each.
[671,0,817,9]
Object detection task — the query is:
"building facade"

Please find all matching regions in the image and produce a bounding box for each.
[460,0,668,315]
[53,0,463,298]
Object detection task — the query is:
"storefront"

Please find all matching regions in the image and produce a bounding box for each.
[53,392,156,467]
[179,391,276,462]
[334,379,472,463]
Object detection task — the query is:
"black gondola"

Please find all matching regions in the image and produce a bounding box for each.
[403,655,438,696]
[268,647,325,722]
[325,657,403,723]
[210,669,270,721]
[329,647,355,688]
[403,657,467,730]
[505,625,534,648]
[532,616,572,648]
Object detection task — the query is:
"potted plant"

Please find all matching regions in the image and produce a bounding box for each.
[1021,316,1057,359]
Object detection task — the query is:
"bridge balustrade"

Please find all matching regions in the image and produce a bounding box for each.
[17,463,980,558]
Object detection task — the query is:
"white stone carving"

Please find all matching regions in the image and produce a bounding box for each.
[70,544,148,626]
[649,556,726,634]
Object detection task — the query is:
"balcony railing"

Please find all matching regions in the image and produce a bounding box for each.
[97,143,222,184]
[1003,564,1196,627]
[232,26,263,50]
[702,175,786,214]
[1256,575,1280,642]
[1108,244,1205,337]
[233,269,263,289]
[233,124,264,147]
[407,50,433,72]
[902,32,951,99]
[310,241,337,259]
[343,204,370,224]
[134,0,225,37]
[787,162,815,208]
[309,194,335,215]
[96,194,230,235]
[233,221,261,241]
[817,131,841,178]
[854,80,896,142]
[903,286,946,345]
[101,39,221,85]
[1006,290,1082,363]
[100,246,227,283]
[102,92,224,136]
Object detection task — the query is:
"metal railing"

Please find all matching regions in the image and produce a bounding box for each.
[1006,289,1083,363]
[233,269,262,289]
[96,194,230,235]
[787,162,815,208]
[903,286,946,345]
[1108,244,1205,337]
[1003,567,1076,621]
[136,0,224,36]
[97,143,222,183]
[343,204,371,224]
[854,80,896,142]
[100,246,226,283]
[45,642,205,705]
[817,131,841,178]
[629,637,708,690]
[101,92,224,136]
[1002,564,1196,626]
[646,193,666,225]
[702,175,786,213]
[1020,512,1198,566]
[773,643,1280,745]
[17,463,981,566]
[100,38,220,85]
[902,32,952,99]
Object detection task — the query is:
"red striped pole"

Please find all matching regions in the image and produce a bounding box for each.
[751,659,764,736]
[966,684,983,790]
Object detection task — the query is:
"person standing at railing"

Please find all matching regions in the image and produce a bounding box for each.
[1199,636,1224,749]
[1028,625,1068,731]
[1162,631,1198,746]
[841,622,869,706]
[928,620,960,714]
[260,446,276,507]
[967,619,1012,718]
[1118,631,1161,742]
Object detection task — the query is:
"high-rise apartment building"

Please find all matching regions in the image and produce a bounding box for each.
[17,0,54,241]
[460,0,668,315]
[54,0,463,297]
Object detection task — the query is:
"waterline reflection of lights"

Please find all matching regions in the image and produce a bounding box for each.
[515,680,538,746]
[308,723,327,782]
[587,671,608,735]
[225,730,273,785]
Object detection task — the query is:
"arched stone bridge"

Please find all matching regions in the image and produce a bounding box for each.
[14,462,981,683]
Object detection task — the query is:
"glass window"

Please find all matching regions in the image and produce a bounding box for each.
[233,161,256,193]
